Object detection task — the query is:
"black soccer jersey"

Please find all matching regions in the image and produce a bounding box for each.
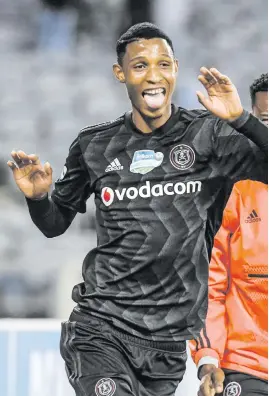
[51,106,266,341]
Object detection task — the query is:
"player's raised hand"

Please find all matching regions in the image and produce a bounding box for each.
[198,365,225,396]
[7,150,52,199]
[197,67,243,122]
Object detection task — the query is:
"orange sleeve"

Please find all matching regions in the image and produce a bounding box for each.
[189,185,240,369]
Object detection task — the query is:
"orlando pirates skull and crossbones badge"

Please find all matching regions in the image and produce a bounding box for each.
[169,144,195,170]
[95,378,116,396]
[223,381,242,396]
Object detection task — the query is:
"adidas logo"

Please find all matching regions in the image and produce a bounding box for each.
[105,158,123,172]
[245,209,261,223]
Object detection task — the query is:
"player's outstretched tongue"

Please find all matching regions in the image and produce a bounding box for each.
[143,89,165,109]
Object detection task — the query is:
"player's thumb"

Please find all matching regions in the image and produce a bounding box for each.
[196,91,211,110]
[211,368,225,393]
[44,162,53,179]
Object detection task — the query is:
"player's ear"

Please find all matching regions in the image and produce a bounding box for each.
[113,63,126,83]
[174,58,179,74]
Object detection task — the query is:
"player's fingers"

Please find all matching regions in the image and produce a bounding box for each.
[11,150,31,167]
[44,162,52,177]
[11,151,24,167]
[198,376,214,396]
[17,150,37,165]
[198,75,216,90]
[17,150,28,159]
[200,67,218,85]
[211,369,225,393]
[198,390,214,396]
[27,154,40,165]
[198,75,212,88]
[7,160,18,171]
[209,68,232,85]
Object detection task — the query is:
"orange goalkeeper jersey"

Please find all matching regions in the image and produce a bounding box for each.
[190,180,268,380]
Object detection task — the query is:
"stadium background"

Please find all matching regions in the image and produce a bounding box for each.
[0,0,267,395]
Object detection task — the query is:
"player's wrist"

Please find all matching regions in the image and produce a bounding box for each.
[25,193,51,216]
[197,356,219,380]
[228,108,250,127]
[27,193,48,201]
[198,364,218,380]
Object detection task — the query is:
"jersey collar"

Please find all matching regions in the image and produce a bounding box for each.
[124,105,180,138]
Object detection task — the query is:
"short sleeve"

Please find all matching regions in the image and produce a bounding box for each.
[213,120,267,184]
[51,136,92,213]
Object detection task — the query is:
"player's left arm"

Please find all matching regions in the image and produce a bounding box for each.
[197,67,267,183]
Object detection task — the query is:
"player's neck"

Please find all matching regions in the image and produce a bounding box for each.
[132,105,172,133]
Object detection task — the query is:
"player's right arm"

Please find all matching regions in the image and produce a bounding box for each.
[7,136,92,238]
[189,185,240,395]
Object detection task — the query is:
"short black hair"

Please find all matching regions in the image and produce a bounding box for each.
[250,73,268,106]
[116,22,174,65]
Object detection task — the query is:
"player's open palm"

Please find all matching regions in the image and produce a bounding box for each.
[7,150,52,199]
[197,67,243,122]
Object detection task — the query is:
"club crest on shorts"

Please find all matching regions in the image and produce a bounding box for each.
[95,378,116,396]
[224,381,242,396]
[170,144,195,170]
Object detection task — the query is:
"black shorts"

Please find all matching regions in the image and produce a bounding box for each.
[60,313,187,396]
[221,369,268,396]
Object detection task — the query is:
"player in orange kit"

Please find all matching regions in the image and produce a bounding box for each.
[190,73,268,396]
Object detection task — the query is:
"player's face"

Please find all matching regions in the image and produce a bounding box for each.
[253,91,268,125]
[114,38,178,119]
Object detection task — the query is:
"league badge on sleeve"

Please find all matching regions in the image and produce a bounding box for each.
[130,150,164,175]
[57,165,67,182]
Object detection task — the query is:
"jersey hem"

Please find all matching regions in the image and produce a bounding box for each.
[221,362,268,381]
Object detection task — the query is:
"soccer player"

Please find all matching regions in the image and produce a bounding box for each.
[7,23,267,396]
[190,73,268,396]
